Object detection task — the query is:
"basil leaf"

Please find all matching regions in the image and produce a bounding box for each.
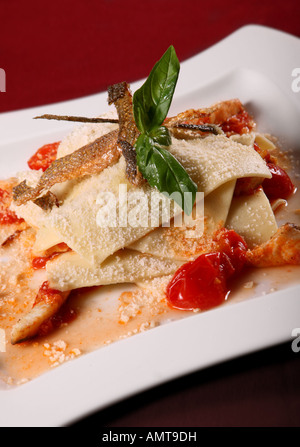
[133,46,197,215]
[149,125,171,147]
[133,46,180,133]
[136,129,197,215]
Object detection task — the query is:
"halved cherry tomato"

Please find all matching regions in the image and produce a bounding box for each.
[166,229,247,311]
[166,252,228,311]
[262,162,295,200]
[27,142,60,172]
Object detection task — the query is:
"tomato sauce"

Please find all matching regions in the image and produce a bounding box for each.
[37,304,77,338]
[166,229,248,311]
[221,110,254,136]
[32,254,60,269]
[32,282,77,337]
[253,142,271,162]
[32,243,70,269]
[0,188,24,225]
[33,281,61,306]
[27,142,60,172]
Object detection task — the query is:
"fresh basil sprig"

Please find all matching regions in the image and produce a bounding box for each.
[133,46,197,215]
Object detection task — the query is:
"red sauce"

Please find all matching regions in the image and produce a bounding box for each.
[0,188,24,225]
[33,281,61,306]
[32,243,70,269]
[32,281,76,336]
[37,303,77,337]
[253,142,271,162]
[262,162,295,201]
[27,142,60,172]
[0,188,11,207]
[1,230,22,247]
[234,178,262,197]
[166,229,247,311]
[179,109,254,136]
[221,110,254,136]
[32,254,59,269]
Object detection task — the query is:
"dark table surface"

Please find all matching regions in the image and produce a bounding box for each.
[1,0,300,427]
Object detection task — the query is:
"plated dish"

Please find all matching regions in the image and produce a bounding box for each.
[0,25,300,427]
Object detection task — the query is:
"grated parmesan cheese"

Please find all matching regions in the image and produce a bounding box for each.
[43,340,81,368]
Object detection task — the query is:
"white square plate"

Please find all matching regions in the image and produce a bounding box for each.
[0,25,300,427]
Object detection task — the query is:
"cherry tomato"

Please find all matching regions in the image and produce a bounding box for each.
[214,229,248,273]
[166,252,228,311]
[262,162,295,200]
[166,229,247,311]
[27,142,60,172]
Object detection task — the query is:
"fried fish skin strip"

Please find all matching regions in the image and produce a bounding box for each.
[34,114,119,124]
[171,122,222,135]
[108,81,140,146]
[246,223,300,267]
[13,129,120,206]
[108,81,144,186]
[10,282,70,344]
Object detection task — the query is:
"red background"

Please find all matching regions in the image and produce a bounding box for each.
[1,0,300,113]
[1,0,300,427]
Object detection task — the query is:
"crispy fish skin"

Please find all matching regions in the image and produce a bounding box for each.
[246,223,300,267]
[108,81,140,146]
[15,98,249,206]
[13,129,120,206]
[108,82,144,186]
[34,191,60,210]
[119,140,142,186]
[13,82,143,206]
